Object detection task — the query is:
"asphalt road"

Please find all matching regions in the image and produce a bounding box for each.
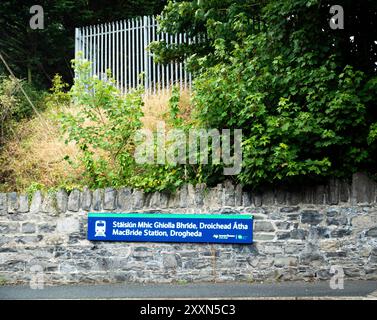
[1,280,377,299]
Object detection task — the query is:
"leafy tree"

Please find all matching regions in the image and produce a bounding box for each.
[0,0,167,88]
[153,0,377,188]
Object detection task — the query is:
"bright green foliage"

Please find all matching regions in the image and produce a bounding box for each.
[60,58,143,188]
[45,74,70,110]
[154,0,377,188]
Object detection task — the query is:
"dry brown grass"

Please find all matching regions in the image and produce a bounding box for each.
[0,107,84,192]
[141,88,192,130]
[0,89,193,192]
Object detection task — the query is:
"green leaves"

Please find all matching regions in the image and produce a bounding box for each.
[187,1,376,188]
[59,58,144,189]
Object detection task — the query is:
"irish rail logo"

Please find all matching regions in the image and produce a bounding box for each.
[94,220,107,237]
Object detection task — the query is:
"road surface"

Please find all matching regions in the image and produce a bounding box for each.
[1,280,377,299]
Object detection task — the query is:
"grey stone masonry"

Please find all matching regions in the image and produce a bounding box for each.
[104,188,116,210]
[0,193,7,215]
[18,195,29,213]
[56,189,68,213]
[7,192,18,214]
[81,187,92,211]
[0,173,376,286]
[67,189,80,212]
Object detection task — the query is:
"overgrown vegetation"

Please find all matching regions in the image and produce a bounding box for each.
[151,0,377,188]
[0,75,44,146]
[1,0,376,193]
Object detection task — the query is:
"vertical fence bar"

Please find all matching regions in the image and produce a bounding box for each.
[82,28,87,59]
[88,26,92,77]
[116,21,119,89]
[152,16,157,94]
[86,26,90,62]
[136,17,141,89]
[131,18,136,89]
[175,33,178,88]
[127,19,131,92]
[118,21,122,89]
[188,37,193,90]
[83,27,86,59]
[179,33,183,91]
[104,23,108,79]
[74,15,194,94]
[164,32,169,92]
[75,28,79,58]
[147,16,152,95]
[89,25,91,76]
[121,20,125,94]
[170,34,174,91]
[161,32,165,93]
[112,22,115,79]
[143,16,148,93]
[148,16,152,94]
[94,24,97,76]
[101,25,105,80]
[183,32,187,90]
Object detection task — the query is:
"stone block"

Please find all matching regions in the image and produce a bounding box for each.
[56,189,68,213]
[194,184,206,207]
[339,180,350,203]
[0,193,7,215]
[313,185,325,204]
[21,223,36,234]
[149,192,160,208]
[235,184,242,206]
[286,190,301,205]
[273,257,298,267]
[366,227,377,237]
[68,189,81,212]
[300,210,323,225]
[352,172,376,204]
[117,188,132,211]
[222,180,235,207]
[253,193,262,207]
[242,192,252,207]
[132,190,144,209]
[275,190,286,205]
[103,188,116,210]
[7,192,18,214]
[92,189,103,211]
[81,187,92,211]
[18,195,29,213]
[326,178,339,205]
[30,191,42,214]
[254,221,275,232]
[262,190,275,206]
[290,229,308,240]
[280,206,299,213]
[57,217,80,234]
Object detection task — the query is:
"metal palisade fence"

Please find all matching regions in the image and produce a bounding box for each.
[75,16,193,95]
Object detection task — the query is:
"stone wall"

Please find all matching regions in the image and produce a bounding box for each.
[0,173,376,285]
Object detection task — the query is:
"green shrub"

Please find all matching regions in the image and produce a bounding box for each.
[153,0,377,188]
[59,57,144,189]
[192,27,377,188]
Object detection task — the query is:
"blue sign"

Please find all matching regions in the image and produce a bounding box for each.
[88,213,253,244]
